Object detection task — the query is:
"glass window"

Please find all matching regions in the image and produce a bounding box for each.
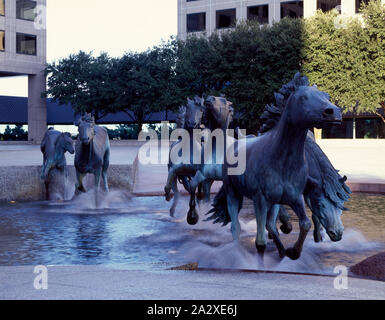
[16,33,36,55]
[216,9,236,29]
[187,12,206,33]
[356,0,370,13]
[16,0,37,21]
[317,0,341,13]
[0,31,4,51]
[247,5,269,24]
[356,118,385,139]
[0,0,4,16]
[281,1,304,18]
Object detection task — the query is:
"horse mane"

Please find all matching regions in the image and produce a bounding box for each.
[259,72,351,206]
[176,105,186,129]
[81,113,95,124]
[259,72,309,134]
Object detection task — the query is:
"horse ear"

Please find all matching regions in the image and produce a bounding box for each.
[74,115,81,126]
[64,132,72,138]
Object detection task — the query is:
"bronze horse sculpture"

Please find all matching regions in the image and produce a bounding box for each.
[210,75,351,243]
[165,96,234,224]
[40,128,74,200]
[207,73,342,262]
[74,114,110,200]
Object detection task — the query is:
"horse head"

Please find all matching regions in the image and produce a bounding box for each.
[56,132,75,155]
[286,73,342,129]
[305,176,345,242]
[184,97,204,131]
[204,96,233,130]
[76,113,95,145]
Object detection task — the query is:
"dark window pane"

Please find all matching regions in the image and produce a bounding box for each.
[16,0,36,21]
[0,0,4,16]
[216,8,236,29]
[281,1,304,18]
[16,33,36,55]
[356,0,370,13]
[187,12,206,33]
[247,5,269,24]
[317,0,341,13]
[0,31,4,51]
[322,119,354,138]
[356,118,385,139]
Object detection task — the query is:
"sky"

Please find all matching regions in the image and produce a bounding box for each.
[0,0,178,97]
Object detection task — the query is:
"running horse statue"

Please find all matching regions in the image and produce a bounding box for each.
[206,73,343,262]
[74,113,110,201]
[166,97,205,221]
[164,96,234,224]
[41,128,75,200]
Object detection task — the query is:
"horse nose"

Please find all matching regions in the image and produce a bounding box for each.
[327,230,342,242]
[323,107,334,116]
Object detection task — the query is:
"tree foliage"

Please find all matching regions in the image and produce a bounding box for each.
[303,0,385,118]
[45,1,385,131]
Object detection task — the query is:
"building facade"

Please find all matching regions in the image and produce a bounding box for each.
[178,0,379,39]
[0,0,46,143]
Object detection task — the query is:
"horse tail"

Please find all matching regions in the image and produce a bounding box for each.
[205,185,231,226]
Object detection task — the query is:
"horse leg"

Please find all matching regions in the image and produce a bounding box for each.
[202,179,214,203]
[196,183,204,200]
[312,214,324,243]
[75,170,86,194]
[187,187,199,225]
[286,198,312,260]
[165,167,179,201]
[227,187,243,242]
[94,169,102,207]
[278,206,293,234]
[169,177,179,217]
[102,150,109,192]
[253,195,269,268]
[266,205,286,258]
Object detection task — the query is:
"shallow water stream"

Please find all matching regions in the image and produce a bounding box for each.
[0,192,383,274]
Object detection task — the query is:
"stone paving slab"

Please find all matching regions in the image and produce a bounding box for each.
[0,265,384,300]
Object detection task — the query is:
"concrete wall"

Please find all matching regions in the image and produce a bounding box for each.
[0,0,47,143]
[0,164,135,203]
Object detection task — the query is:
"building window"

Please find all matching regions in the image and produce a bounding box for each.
[356,0,370,13]
[187,12,206,33]
[16,33,36,55]
[356,118,385,139]
[0,31,4,52]
[0,0,4,16]
[281,1,304,18]
[247,5,269,24]
[317,0,341,13]
[16,0,37,21]
[216,8,236,29]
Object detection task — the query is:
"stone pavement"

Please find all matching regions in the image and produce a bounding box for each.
[0,265,384,300]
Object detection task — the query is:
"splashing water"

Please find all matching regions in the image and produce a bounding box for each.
[0,194,383,273]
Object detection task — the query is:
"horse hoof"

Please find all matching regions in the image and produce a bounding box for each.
[170,208,175,217]
[278,249,286,259]
[280,223,293,234]
[285,247,300,260]
[165,193,173,202]
[187,214,199,225]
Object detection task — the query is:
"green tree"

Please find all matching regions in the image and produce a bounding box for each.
[303,1,385,119]
[45,51,118,121]
[114,41,181,130]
